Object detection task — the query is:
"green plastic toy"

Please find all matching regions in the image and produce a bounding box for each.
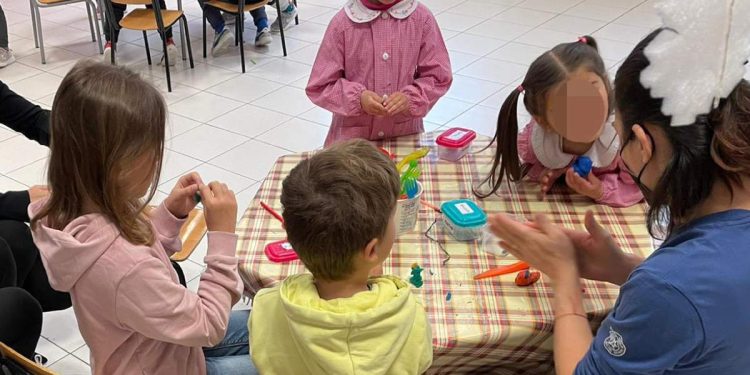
[409,263,424,288]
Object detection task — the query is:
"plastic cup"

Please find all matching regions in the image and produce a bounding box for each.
[395,182,423,235]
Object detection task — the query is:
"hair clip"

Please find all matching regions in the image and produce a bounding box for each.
[578,36,588,44]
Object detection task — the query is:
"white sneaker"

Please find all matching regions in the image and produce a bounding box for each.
[159,43,178,66]
[103,43,114,64]
[270,4,297,32]
[0,48,15,68]
[255,27,272,46]
[212,27,234,57]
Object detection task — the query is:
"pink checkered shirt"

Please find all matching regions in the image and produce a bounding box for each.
[306,2,452,146]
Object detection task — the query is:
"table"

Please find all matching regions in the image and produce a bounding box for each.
[236,132,654,374]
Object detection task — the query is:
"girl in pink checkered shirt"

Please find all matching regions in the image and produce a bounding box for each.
[306,0,453,146]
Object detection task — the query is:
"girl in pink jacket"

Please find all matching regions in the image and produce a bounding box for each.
[29,61,255,375]
[476,36,642,208]
[306,0,453,146]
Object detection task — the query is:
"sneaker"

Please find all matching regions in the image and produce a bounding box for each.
[159,41,178,66]
[34,353,48,366]
[270,4,297,32]
[212,27,234,57]
[0,48,15,68]
[255,27,272,46]
[103,42,114,64]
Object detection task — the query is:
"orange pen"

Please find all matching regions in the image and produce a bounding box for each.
[473,261,530,280]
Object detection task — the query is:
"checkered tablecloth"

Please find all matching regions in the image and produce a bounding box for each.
[236,132,653,374]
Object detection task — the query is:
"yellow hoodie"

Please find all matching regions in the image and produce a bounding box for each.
[250,274,433,375]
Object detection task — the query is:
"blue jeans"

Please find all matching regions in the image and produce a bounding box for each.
[204,309,257,375]
[200,0,269,34]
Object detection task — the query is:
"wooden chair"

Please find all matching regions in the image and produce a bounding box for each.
[29,0,103,64]
[202,0,289,73]
[0,342,57,375]
[101,0,194,92]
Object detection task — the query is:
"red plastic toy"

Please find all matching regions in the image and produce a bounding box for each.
[514,270,541,287]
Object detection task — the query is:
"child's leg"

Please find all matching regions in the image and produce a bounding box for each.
[248,3,269,30]
[203,309,257,375]
[103,3,126,43]
[0,287,43,360]
[198,0,228,33]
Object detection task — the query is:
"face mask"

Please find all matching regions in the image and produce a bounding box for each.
[619,130,655,205]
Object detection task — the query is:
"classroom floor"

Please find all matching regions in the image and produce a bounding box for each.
[0,0,663,373]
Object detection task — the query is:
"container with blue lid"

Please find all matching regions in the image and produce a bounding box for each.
[441,199,487,241]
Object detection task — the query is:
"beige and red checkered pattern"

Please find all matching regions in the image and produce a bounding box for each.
[236,132,654,374]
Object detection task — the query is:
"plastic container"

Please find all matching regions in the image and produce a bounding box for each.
[264,239,298,263]
[395,182,423,234]
[436,128,477,162]
[441,199,487,241]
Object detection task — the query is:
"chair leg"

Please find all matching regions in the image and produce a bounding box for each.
[162,36,172,92]
[181,16,194,69]
[239,12,245,73]
[293,0,298,25]
[85,2,96,42]
[87,0,103,54]
[275,0,287,57]
[178,17,186,60]
[202,14,207,59]
[33,5,46,64]
[143,31,152,65]
[111,41,116,65]
[234,15,239,47]
[29,1,39,48]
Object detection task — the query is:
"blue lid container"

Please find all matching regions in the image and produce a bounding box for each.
[441,199,487,241]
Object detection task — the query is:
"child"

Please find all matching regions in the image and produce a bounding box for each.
[250,139,433,374]
[306,0,452,146]
[199,0,273,56]
[29,61,255,375]
[0,4,14,68]
[103,1,179,66]
[477,36,643,208]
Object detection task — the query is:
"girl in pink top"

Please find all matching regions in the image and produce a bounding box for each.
[28,61,256,375]
[476,36,642,208]
[306,0,453,146]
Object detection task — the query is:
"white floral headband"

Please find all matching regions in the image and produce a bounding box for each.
[639,0,750,126]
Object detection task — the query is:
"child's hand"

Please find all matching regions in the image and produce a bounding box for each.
[539,169,560,199]
[28,185,50,202]
[165,172,204,219]
[200,181,238,234]
[383,92,409,116]
[565,168,603,201]
[361,90,387,116]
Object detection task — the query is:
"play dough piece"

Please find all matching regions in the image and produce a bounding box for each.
[573,156,593,177]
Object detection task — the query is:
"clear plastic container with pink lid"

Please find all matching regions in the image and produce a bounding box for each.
[435,127,477,162]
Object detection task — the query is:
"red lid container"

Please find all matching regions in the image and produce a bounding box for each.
[436,128,477,148]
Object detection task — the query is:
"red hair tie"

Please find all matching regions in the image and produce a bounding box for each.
[578,36,588,44]
[516,85,524,92]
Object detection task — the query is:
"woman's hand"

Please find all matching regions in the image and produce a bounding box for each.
[488,213,578,282]
[565,168,603,201]
[164,172,203,219]
[562,210,642,285]
[200,182,238,234]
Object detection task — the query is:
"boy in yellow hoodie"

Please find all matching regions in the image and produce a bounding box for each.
[249,139,433,374]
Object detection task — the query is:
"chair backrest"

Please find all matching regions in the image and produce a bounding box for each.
[0,342,58,375]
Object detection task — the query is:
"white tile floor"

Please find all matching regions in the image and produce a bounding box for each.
[0,0,665,373]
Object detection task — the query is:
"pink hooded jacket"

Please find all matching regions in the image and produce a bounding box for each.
[29,201,242,375]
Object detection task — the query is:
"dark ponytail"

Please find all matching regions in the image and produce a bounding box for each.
[475,88,525,198]
[616,28,750,239]
[475,35,610,198]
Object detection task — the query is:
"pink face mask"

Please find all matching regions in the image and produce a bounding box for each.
[545,77,608,143]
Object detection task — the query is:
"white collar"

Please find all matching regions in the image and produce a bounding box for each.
[344,0,419,23]
[530,118,620,169]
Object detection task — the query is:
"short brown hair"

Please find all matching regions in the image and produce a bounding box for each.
[32,60,166,245]
[281,140,399,281]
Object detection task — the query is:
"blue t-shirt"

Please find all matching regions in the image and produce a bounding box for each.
[576,209,750,375]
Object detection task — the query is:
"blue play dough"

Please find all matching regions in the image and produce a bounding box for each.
[573,156,593,177]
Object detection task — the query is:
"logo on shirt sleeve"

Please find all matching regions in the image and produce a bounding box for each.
[604,326,627,357]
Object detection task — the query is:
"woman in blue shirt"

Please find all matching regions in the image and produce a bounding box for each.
[489,29,750,374]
